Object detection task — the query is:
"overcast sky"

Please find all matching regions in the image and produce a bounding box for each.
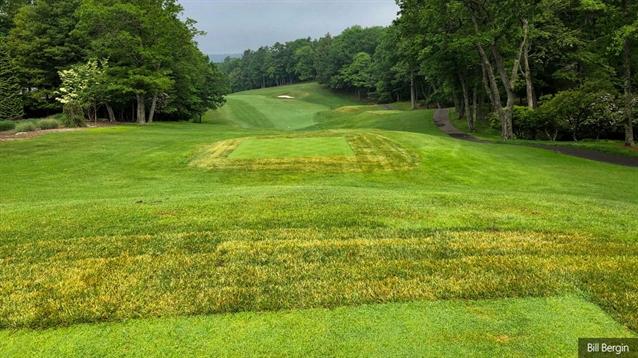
[180,0,400,54]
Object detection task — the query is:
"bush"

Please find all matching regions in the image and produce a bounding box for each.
[511,106,537,140]
[50,113,66,122]
[488,111,501,130]
[37,118,60,130]
[12,122,36,133]
[0,120,15,131]
[62,101,85,128]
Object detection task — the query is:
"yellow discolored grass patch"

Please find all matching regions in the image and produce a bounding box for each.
[189,132,421,173]
[1,229,637,330]
[365,111,400,116]
[333,106,370,113]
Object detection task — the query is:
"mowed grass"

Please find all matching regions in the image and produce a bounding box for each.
[227,137,354,159]
[1,296,634,357]
[214,82,362,130]
[1,82,637,355]
[449,109,638,158]
[190,132,420,172]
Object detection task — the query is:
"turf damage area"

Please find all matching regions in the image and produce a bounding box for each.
[190,132,421,172]
[1,229,637,332]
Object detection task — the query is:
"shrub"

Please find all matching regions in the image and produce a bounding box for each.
[62,101,85,128]
[50,113,66,122]
[488,111,501,130]
[37,118,60,130]
[12,121,36,133]
[0,120,15,131]
[511,106,538,140]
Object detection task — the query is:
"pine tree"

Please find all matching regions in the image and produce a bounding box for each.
[0,37,24,120]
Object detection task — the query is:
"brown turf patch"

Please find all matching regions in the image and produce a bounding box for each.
[189,132,421,172]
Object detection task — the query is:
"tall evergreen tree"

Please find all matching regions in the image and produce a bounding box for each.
[0,36,23,120]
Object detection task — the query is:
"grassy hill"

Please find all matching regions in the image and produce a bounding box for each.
[1,82,636,356]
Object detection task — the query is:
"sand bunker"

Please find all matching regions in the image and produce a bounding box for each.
[277,95,295,99]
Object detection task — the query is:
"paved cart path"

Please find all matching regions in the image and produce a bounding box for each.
[434,108,638,168]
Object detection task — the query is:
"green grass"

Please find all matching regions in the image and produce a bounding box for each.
[207,82,362,130]
[1,82,637,355]
[449,109,638,157]
[227,137,355,159]
[1,296,634,357]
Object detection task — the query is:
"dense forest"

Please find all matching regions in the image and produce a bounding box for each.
[1,0,637,145]
[219,1,637,145]
[0,0,228,125]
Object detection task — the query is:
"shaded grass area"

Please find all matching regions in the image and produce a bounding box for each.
[449,110,638,158]
[228,137,354,159]
[1,296,634,358]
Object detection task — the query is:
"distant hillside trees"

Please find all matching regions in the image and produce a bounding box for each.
[4,0,229,123]
[219,25,431,110]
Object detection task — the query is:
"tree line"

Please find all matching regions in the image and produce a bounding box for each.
[220,1,637,145]
[218,26,428,104]
[0,0,229,125]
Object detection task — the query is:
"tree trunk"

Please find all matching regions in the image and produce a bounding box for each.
[476,45,506,135]
[84,108,92,123]
[472,84,478,131]
[136,93,146,125]
[420,81,427,105]
[453,90,462,118]
[489,19,528,140]
[480,62,495,111]
[622,40,635,146]
[410,72,417,110]
[106,103,115,122]
[622,1,635,146]
[148,92,159,124]
[458,72,473,132]
[491,42,516,139]
[523,41,536,109]
[431,83,441,108]
[471,13,528,139]
[478,92,486,125]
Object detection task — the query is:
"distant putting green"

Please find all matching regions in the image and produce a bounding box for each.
[228,137,355,159]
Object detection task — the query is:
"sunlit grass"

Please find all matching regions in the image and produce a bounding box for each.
[1,296,634,357]
[449,109,638,157]
[228,137,354,159]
